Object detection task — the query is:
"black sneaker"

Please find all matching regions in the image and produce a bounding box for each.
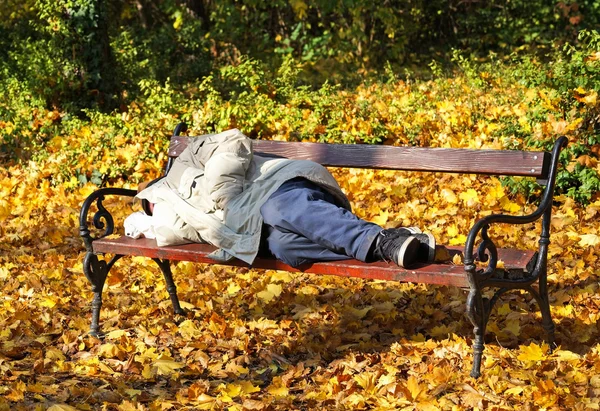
[393,226,422,235]
[372,232,420,268]
[379,228,436,263]
[414,232,436,262]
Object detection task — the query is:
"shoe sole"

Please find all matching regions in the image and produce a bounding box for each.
[396,236,420,268]
[422,232,436,262]
[409,232,436,263]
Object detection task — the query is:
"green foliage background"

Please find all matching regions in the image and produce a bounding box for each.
[1,0,600,203]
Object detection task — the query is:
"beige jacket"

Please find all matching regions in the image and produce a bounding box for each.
[136,129,350,264]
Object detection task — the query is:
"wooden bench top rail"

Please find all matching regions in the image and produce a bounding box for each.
[168,136,551,178]
[93,236,537,289]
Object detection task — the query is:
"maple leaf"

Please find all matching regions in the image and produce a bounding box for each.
[406,375,426,402]
[487,182,505,199]
[39,296,58,308]
[440,188,458,204]
[98,343,123,359]
[271,270,293,283]
[178,319,203,339]
[268,385,289,398]
[452,253,463,265]
[193,394,217,410]
[459,189,479,206]
[446,224,459,238]
[47,405,79,411]
[179,301,195,309]
[5,381,26,402]
[505,386,524,396]
[504,319,520,336]
[553,349,581,361]
[222,383,242,398]
[45,347,66,362]
[343,393,367,408]
[371,209,389,225]
[0,199,10,219]
[257,283,283,302]
[104,329,129,339]
[449,234,466,246]
[225,361,250,376]
[124,389,142,398]
[354,371,378,394]
[517,343,547,364]
[500,196,521,213]
[377,373,397,389]
[591,375,600,388]
[113,401,146,411]
[347,306,372,319]
[579,234,600,247]
[153,354,185,376]
[227,282,241,295]
[243,399,266,410]
[240,380,261,395]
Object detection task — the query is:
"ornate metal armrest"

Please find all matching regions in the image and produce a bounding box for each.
[463,210,543,281]
[79,187,137,252]
[463,136,568,281]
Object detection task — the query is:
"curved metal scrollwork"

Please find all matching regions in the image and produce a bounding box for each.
[79,187,137,251]
[92,199,113,234]
[475,224,498,280]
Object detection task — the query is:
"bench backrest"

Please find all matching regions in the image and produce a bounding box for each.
[168,135,551,179]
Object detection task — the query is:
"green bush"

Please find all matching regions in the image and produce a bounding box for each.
[2,2,600,204]
[3,0,600,115]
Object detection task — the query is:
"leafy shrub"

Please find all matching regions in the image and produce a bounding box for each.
[3,0,599,115]
[2,0,599,205]
[447,30,600,203]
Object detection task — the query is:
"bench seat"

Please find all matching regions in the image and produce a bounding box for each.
[93,236,537,289]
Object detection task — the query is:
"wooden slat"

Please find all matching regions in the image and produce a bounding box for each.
[168,136,550,178]
[93,236,537,288]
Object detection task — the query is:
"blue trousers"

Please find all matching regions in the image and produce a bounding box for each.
[259,178,382,267]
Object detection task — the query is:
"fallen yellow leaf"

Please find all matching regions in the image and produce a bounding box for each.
[579,234,600,247]
[517,343,547,363]
[153,355,185,375]
[257,283,283,302]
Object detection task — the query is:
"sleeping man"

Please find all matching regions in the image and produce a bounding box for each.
[131,129,436,268]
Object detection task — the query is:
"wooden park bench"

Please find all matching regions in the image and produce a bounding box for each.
[79,122,568,378]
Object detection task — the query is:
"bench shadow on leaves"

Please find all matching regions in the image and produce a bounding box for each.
[202,268,599,380]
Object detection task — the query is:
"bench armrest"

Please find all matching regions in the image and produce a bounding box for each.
[463,136,568,280]
[464,208,544,279]
[79,187,137,252]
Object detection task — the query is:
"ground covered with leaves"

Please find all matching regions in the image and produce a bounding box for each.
[2,46,600,409]
[3,166,600,411]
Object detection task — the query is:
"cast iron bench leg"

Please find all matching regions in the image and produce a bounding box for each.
[526,281,557,350]
[527,230,556,349]
[83,252,119,337]
[538,277,557,348]
[466,287,489,378]
[152,258,185,316]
